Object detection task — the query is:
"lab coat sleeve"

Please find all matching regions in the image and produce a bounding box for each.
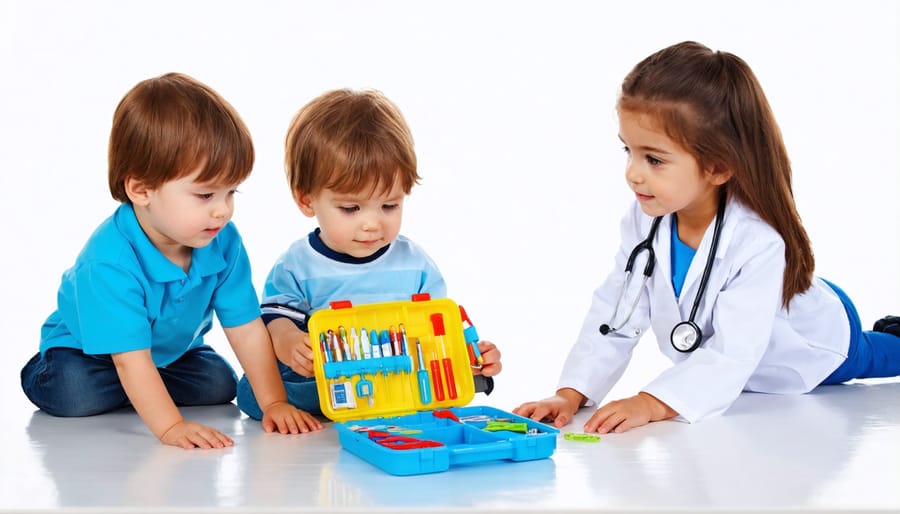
[557,204,652,405]
[642,234,785,423]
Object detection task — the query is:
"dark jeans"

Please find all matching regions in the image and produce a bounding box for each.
[21,345,238,417]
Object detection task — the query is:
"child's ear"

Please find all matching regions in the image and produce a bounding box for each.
[706,163,733,186]
[124,177,151,206]
[292,191,317,218]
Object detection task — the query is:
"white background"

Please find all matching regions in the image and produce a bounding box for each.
[1,0,897,412]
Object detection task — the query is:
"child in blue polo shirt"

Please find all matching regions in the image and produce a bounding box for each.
[235,89,502,418]
[21,73,323,449]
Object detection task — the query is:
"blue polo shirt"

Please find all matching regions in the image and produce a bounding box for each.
[39,203,261,366]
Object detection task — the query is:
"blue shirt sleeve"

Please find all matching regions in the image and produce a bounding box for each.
[211,224,262,328]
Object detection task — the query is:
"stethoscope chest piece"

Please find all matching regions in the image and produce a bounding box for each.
[670,321,702,353]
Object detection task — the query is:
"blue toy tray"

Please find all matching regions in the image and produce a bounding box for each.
[334,405,559,476]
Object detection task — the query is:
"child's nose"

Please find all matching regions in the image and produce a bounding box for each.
[625,160,643,185]
[212,200,232,219]
[360,212,381,231]
[361,217,379,231]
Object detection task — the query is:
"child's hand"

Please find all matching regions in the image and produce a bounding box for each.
[261,401,324,434]
[513,389,583,428]
[272,326,315,377]
[584,392,677,434]
[160,420,234,450]
[475,340,502,377]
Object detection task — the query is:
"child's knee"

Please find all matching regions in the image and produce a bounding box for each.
[22,351,127,417]
[236,375,263,420]
[208,365,239,400]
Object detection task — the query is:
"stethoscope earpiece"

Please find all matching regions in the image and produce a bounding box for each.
[598,324,612,335]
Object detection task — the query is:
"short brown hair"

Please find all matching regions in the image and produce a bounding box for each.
[108,72,254,202]
[284,89,419,198]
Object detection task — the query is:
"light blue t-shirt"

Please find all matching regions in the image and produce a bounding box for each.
[261,229,446,318]
[39,203,261,366]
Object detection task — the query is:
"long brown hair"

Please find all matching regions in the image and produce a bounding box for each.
[618,41,814,307]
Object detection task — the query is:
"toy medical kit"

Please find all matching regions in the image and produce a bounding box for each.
[309,295,558,475]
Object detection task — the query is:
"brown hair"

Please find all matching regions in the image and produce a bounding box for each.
[618,41,814,307]
[108,72,254,202]
[284,89,419,198]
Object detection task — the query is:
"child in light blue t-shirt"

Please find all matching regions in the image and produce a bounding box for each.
[236,89,503,418]
[21,73,323,449]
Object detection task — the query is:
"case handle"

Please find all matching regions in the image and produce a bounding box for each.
[448,440,515,464]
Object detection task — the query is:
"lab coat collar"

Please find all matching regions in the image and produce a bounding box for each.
[655,198,756,307]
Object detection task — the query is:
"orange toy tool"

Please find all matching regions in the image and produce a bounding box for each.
[430,313,457,400]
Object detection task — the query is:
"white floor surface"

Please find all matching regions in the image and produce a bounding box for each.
[2,3,899,514]
[1,379,899,513]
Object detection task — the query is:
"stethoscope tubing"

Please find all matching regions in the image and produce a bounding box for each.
[599,191,727,351]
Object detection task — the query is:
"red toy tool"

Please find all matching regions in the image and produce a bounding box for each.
[430,313,458,400]
[367,430,444,450]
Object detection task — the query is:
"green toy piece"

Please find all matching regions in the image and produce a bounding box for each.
[484,421,528,433]
[563,432,601,442]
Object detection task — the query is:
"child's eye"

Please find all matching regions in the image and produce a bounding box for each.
[339,206,360,213]
[382,203,399,211]
[196,193,214,200]
[646,155,662,166]
[621,146,631,155]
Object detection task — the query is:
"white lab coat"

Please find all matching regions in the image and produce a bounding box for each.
[558,199,849,423]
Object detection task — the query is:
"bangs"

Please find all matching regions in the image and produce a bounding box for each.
[313,118,418,196]
[617,96,698,154]
[174,105,254,186]
[323,151,416,197]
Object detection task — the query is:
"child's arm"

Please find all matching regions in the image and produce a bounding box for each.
[513,387,587,428]
[111,349,234,449]
[225,318,322,433]
[266,317,314,377]
[583,392,678,434]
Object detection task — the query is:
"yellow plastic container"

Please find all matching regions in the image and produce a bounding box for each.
[308,296,475,421]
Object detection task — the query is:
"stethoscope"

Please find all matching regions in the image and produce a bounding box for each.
[599,191,726,353]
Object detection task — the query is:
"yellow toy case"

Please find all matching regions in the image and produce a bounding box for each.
[308,294,558,475]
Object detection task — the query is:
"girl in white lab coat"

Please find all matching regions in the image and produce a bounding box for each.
[514,41,900,434]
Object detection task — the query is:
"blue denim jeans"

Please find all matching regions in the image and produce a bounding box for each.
[236,361,322,420]
[21,345,238,417]
[820,280,900,384]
